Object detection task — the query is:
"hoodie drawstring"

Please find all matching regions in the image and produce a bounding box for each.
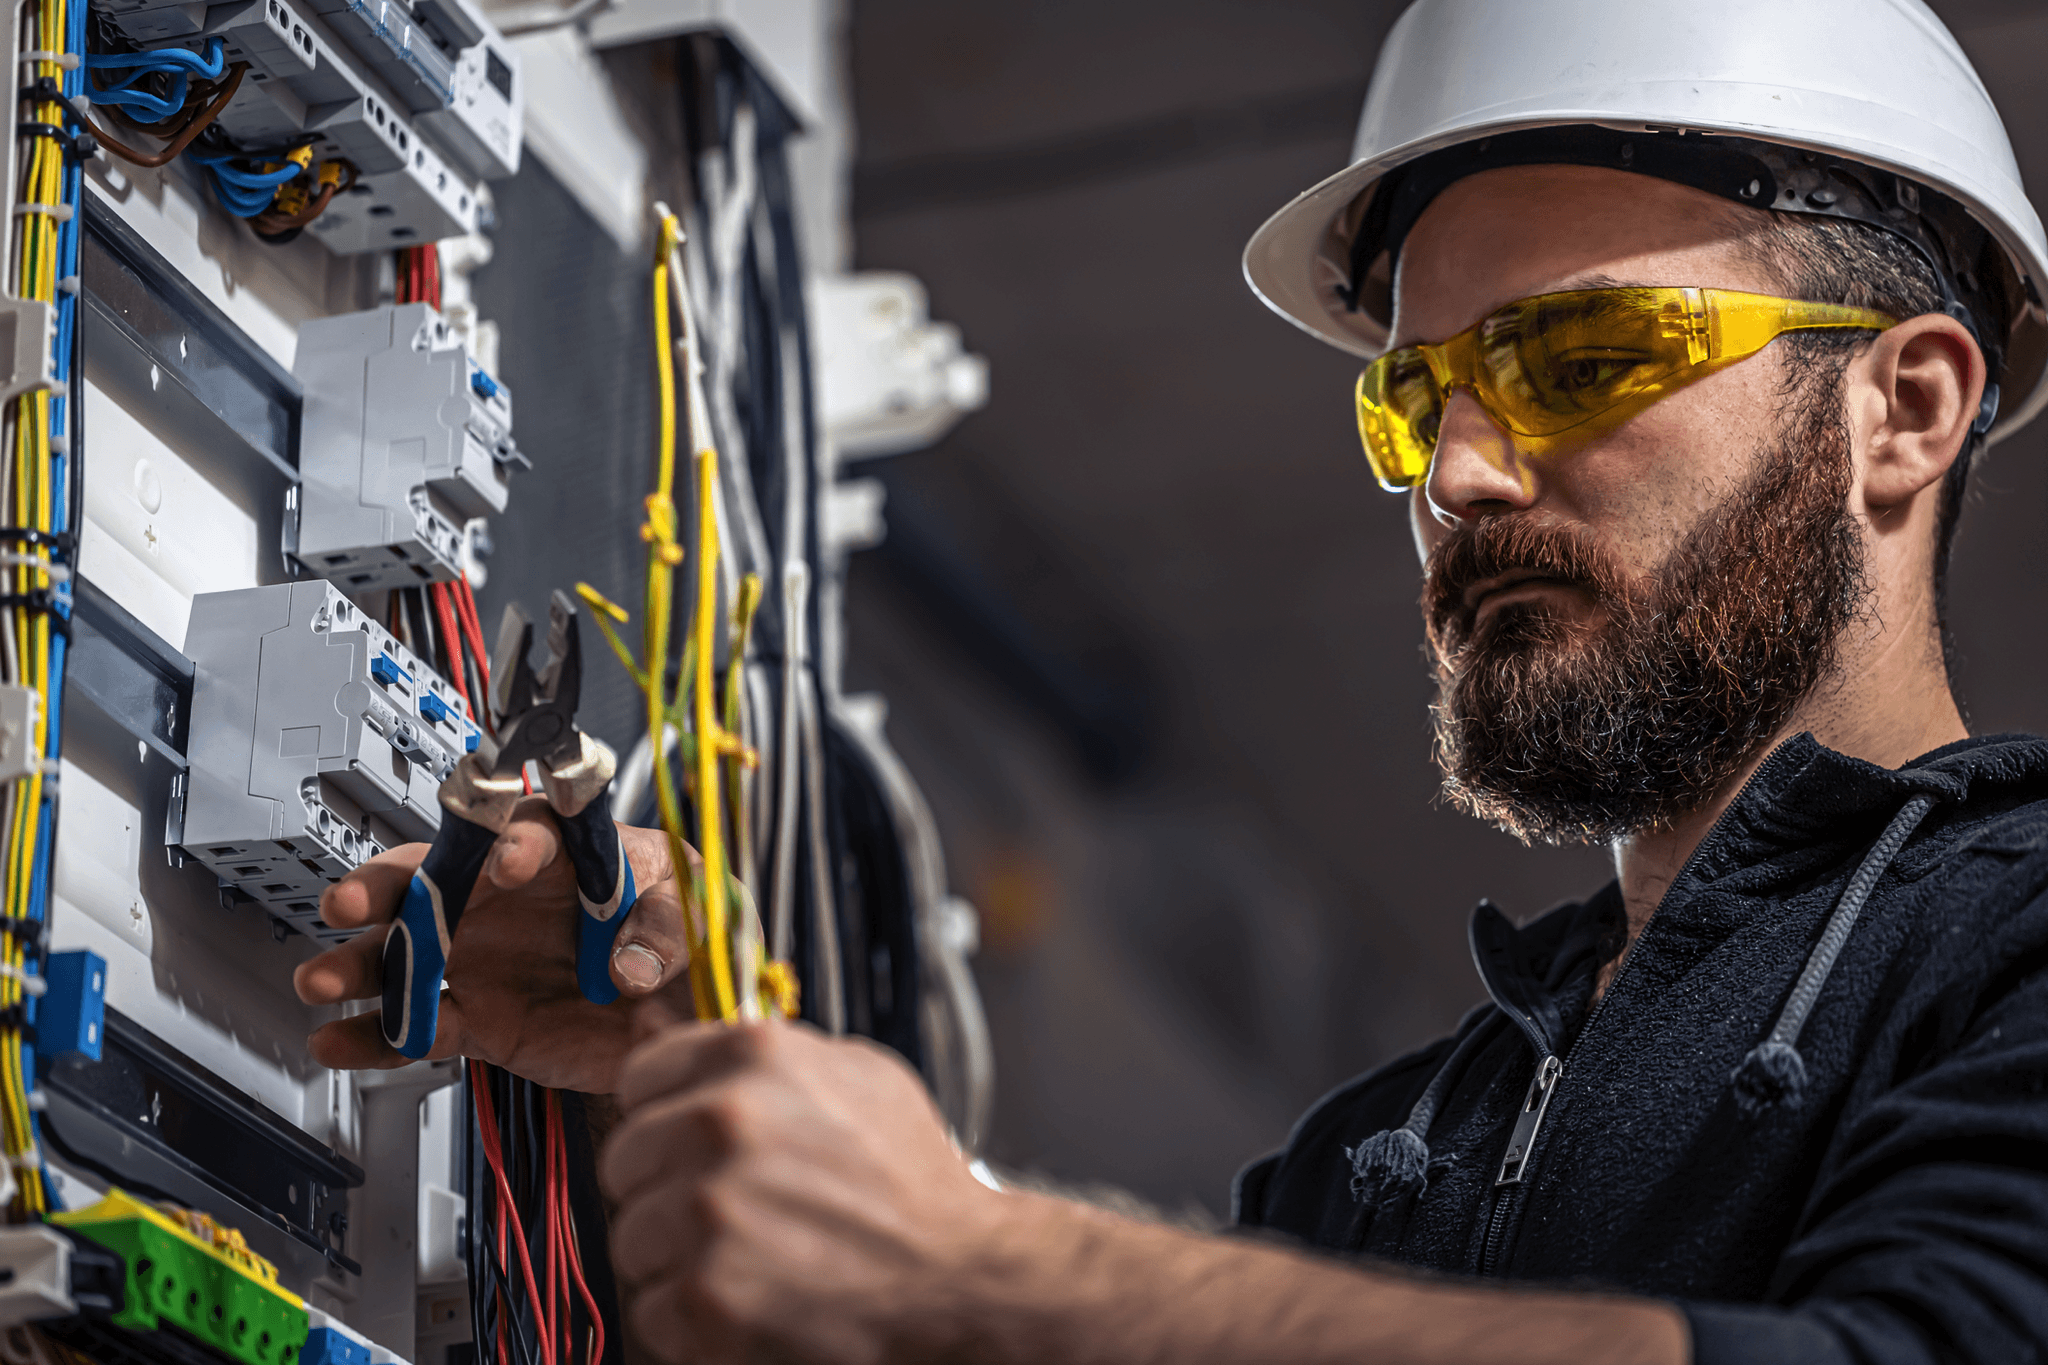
[1347,1012,1505,1208]
[1731,793,1934,1116]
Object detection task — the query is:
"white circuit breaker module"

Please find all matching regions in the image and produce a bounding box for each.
[93,0,520,250]
[173,580,479,940]
[293,301,523,591]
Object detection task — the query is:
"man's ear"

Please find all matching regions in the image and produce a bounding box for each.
[1852,312,1984,511]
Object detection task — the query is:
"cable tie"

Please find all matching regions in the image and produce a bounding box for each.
[0,964,47,997]
[16,121,94,162]
[17,52,80,70]
[22,1093,45,1115]
[56,275,77,295]
[0,528,76,552]
[0,1004,37,1041]
[48,433,67,455]
[12,202,72,222]
[0,555,68,581]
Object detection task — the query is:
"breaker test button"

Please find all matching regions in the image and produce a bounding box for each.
[370,653,413,688]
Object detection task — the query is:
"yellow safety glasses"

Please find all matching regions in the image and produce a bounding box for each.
[1355,287,1898,491]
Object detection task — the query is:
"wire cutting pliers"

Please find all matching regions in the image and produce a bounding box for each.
[381,590,639,1059]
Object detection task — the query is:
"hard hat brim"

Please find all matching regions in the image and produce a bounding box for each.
[1244,114,2048,447]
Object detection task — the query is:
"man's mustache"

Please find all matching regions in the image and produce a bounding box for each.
[1424,515,1622,647]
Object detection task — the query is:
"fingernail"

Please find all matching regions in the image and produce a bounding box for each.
[615,943,663,991]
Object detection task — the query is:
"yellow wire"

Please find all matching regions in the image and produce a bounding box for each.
[689,447,736,1020]
[0,0,69,1216]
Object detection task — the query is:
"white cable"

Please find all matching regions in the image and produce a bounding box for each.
[768,563,805,962]
[494,0,613,37]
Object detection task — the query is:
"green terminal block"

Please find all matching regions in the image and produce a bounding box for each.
[49,1189,310,1365]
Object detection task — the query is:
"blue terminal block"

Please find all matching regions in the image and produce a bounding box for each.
[370,653,413,688]
[300,1328,372,1365]
[37,950,106,1061]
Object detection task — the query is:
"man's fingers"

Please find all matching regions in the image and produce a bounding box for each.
[306,1010,411,1071]
[304,986,470,1071]
[611,826,693,995]
[624,1282,696,1365]
[293,922,389,1005]
[600,1084,743,1204]
[320,845,427,930]
[613,1018,774,1113]
[484,797,565,889]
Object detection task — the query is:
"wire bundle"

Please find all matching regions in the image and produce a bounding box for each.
[575,210,782,1028]
[398,243,442,312]
[2,0,87,1221]
[464,1065,607,1365]
[81,32,354,238]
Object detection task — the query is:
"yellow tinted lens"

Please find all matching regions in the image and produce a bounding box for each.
[1357,349,1442,489]
[1477,289,1692,435]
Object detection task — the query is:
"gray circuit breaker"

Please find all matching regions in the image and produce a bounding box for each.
[292,302,524,593]
[172,580,480,940]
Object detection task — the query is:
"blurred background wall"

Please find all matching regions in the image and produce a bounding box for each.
[827,0,2048,1218]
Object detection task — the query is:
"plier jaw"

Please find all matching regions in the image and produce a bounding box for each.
[488,590,587,778]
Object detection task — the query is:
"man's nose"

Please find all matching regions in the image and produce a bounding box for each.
[1421,389,1543,527]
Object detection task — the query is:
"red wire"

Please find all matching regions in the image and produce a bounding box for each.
[454,576,492,701]
[430,583,472,716]
[554,1097,604,1365]
[471,1061,557,1365]
[427,242,443,310]
[543,1092,561,1364]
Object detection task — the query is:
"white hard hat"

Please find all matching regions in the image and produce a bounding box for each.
[1242,0,2048,444]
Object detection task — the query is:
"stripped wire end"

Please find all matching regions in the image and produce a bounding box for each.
[572,583,644,689]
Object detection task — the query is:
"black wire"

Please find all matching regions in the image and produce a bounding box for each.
[40,1112,180,1204]
[404,587,436,668]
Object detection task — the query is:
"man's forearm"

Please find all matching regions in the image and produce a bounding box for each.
[937,1192,1689,1365]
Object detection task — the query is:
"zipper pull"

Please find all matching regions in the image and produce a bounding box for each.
[1495,1054,1562,1186]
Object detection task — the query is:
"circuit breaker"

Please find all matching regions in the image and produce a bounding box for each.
[293,302,523,592]
[173,580,479,940]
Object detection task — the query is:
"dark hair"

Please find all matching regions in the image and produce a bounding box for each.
[1735,213,1980,684]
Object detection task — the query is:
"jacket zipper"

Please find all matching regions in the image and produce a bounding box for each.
[1473,745,1800,1278]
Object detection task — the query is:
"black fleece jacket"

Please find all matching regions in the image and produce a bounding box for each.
[1234,732,2048,1364]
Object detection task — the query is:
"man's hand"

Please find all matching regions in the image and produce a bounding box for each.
[292,800,697,1093]
[601,1007,1008,1364]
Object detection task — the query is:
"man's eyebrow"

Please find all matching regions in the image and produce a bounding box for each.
[1550,272,1636,292]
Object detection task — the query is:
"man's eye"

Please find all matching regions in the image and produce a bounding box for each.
[1551,351,1646,394]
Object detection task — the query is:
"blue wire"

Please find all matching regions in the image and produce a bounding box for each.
[84,36,223,78]
[84,38,226,120]
[187,153,306,217]
[88,74,187,120]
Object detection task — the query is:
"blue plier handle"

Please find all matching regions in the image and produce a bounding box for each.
[381,756,524,1058]
[545,752,638,1006]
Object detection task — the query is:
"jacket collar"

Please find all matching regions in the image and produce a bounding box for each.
[1466,731,2048,1057]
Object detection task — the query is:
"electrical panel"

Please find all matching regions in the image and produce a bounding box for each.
[174,581,478,942]
[7,15,994,1365]
[292,302,522,591]
[95,0,520,251]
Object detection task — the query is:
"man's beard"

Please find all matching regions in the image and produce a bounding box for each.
[1423,376,1868,846]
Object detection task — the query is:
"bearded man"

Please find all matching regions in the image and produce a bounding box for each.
[291,1,2048,1362]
